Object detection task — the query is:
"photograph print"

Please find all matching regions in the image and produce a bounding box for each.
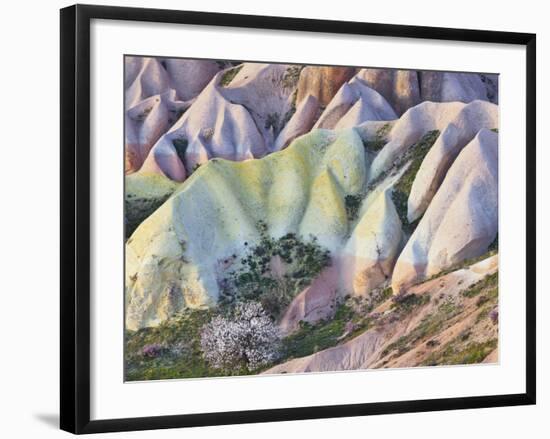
[124,57,499,381]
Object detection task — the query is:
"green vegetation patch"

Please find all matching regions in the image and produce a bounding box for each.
[282,65,304,90]
[421,338,497,366]
[124,309,251,381]
[390,293,430,314]
[220,64,243,87]
[344,193,363,223]
[391,130,440,235]
[461,272,498,298]
[363,123,392,152]
[221,221,331,319]
[281,90,298,128]
[488,234,498,252]
[265,112,281,135]
[172,136,189,165]
[281,301,372,360]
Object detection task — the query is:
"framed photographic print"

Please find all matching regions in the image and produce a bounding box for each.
[60,4,536,434]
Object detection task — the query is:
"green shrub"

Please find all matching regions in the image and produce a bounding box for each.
[363,123,392,152]
[344,193,363,222]
[391,130,440,235]
[172,136,188,164]
[221,221,331,319]
[220,65,243,87]
[281,301,371,359]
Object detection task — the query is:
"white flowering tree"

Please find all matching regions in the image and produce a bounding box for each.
[200,302,281,372]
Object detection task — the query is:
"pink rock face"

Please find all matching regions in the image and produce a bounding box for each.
[419,71,498,104]
[355,68,421,116]
[338,254,390,296]
[273,94,319,151]
[125,57,171,109]
[279,265,339,335]
[355,69,497,116]
[219,63,297,151]
[125,56,221,107]
[162,58,221,101]
[314,77,397,130]
[313,82,357,129]
[296,66,357,107]
[139,143,187,182]
[124,57,223,175]
[267,329,386,373]
[140,68,273,180]
[125,90,189,174]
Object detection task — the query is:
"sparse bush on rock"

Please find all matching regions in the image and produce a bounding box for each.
[220,221,331,319]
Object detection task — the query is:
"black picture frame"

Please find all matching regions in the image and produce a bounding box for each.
[60,4,536,434]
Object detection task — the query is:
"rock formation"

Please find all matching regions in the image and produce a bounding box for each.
[355,68,421,116]
[296,66,357,107]
[314,77,397,130]
[126,101,499,330]
[391,129,498,293]
[369,100,498,182]
[126,128,368,330]
[407,100,498,222]
[124,57,222,173]
[339,189,403,297]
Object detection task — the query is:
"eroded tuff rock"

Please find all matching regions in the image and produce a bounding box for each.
[161,58,221,101]
[351,69,498,117]
[407,100,498,222]
[369,100,498,182]
[220,63,298,148]
[140,71,267,180]
[125,90,189,174]
[314,77,397,130]
[355,68,421,116]
[125,61,499,181]
[139,63,303,180]
[296,66,357,107]
[125,57,221,106]
[279,185,404,333]
[274,94,319,151]
[279,265,339,335]
[125,57,221,173]
[391,129,498,293]
[126,128,368,330]
[419,71,498,104]
[125,57,172,109]
[126,99,499,332]
[339,189,403,296]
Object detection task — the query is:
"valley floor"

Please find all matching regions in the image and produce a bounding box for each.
[125,253,498,381]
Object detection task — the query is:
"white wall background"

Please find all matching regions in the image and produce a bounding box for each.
[0,0,546,437]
